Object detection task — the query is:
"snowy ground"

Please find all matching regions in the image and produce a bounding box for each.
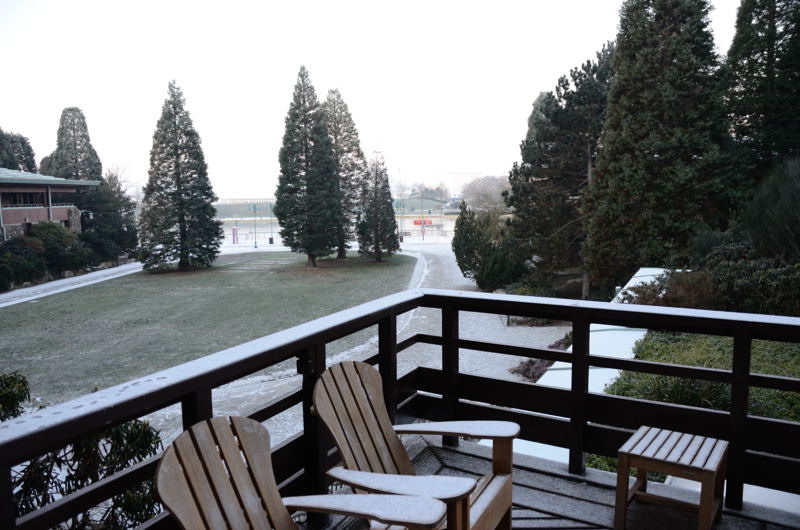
[1,235,568,446]
[144,236,568,445]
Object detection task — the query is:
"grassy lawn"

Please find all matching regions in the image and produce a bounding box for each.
[0,251,416,405]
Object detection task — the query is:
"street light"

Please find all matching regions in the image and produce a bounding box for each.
[252,203,258,249]
[268,199,274,245]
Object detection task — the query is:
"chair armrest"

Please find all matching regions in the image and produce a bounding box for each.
[283,493,446,528]
[394,420,520,440]
[327,466,476,502]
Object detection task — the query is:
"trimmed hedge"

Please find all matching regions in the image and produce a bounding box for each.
[606,332,800,422]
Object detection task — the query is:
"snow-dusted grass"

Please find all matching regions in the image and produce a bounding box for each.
[0,251,416,406]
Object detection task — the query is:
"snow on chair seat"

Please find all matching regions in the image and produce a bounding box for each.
[155,416,447,529]
[313,361,519,530]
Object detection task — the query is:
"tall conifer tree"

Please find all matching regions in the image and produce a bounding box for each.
[727,0,800,182]
[138,82,222,271]
[0,128,17,169]
[40,107,101,180]
[8,133,37,173]
[504,44,613,286]
[585,0,729,287]
[358,153,399,261]
[323,89,368,259]
[275,66,340,266]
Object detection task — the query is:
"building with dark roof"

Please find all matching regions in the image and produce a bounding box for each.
[0,168,100,242]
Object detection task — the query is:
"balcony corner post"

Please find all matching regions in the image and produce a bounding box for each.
[300,344,328,528]
[1,465,14,530]
[569,317,590,475]
[378,314,398,423]
[726,333,752,510]
[442,305,459,447]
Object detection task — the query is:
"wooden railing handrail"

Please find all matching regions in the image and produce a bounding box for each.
[418,288,800,340]
[2,288,799,528]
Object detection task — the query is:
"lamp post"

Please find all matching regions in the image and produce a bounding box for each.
[252,203,258,249]
[268,199,274,245]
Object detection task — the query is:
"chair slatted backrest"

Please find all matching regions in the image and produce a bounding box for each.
[314,361,415,476]
[155,416,298,530]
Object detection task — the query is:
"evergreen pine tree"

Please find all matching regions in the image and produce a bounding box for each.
[504,43,613,286]
[40,107,101,180]
[323,89,368,259]
[8,133,37,172]
[79,170,139,261]
[585,0,730,287]
[275,66,340,267]
[357,153,399,261]
[727,0,800,182]
[0,127,18,169]
[452,200,487,280]
[138,82,222,271]
[452,200,525,291]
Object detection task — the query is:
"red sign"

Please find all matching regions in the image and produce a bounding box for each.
[413,219,433,225]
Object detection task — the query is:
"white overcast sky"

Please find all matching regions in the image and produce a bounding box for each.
[0,0,738,199]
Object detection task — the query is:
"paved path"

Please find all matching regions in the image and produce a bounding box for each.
[0,262,144,308]
[0,240,290,308]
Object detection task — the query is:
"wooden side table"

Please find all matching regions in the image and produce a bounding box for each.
[614,426,728,530]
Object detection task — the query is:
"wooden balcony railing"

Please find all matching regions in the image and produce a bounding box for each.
[1,288,798,529]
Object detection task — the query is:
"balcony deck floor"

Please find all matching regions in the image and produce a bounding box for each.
[328,435,800,530]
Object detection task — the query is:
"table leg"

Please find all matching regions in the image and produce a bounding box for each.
[615,454,631,530]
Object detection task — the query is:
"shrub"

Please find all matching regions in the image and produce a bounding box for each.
[605,332,800,422]
[705,257,800,317]
[0,263,13,291]
[452,202,525,291]
[1,372,163,527]
[746,158,800,262]
[0,372,30,421]
[0,236,46,284]
[619,270,721,310]
[622,225,800,317]
[29,222,91,277]
[80,230,121,264]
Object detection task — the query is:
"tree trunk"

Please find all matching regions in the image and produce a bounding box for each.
[307,254,317,267]
[582,137,592,300]
[337,227,347,259]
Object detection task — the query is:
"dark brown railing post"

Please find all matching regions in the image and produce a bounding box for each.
[298,344,328,527]
[1,465,14,529]
[726,333,751,510]
[378,314,398,423]
[181,389,213,431]
[442,305,459,447]
[569,317,590,475]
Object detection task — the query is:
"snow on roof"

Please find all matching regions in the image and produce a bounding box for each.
[0,167,100,187]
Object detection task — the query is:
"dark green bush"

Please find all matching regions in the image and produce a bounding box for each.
[452,202,525,291]
[1,372,162,527]
[746,158,800,262]
[0,236,46,284]
[0,372,30,421]
[29,222,91,277]
[605,332,800,422]
[0,263,13,291]
[619,270,721,310]
[80,230,120,264]
[625,223,800,317]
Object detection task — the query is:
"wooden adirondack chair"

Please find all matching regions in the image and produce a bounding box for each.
[313,361,520,530]
[155,416,447,529]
